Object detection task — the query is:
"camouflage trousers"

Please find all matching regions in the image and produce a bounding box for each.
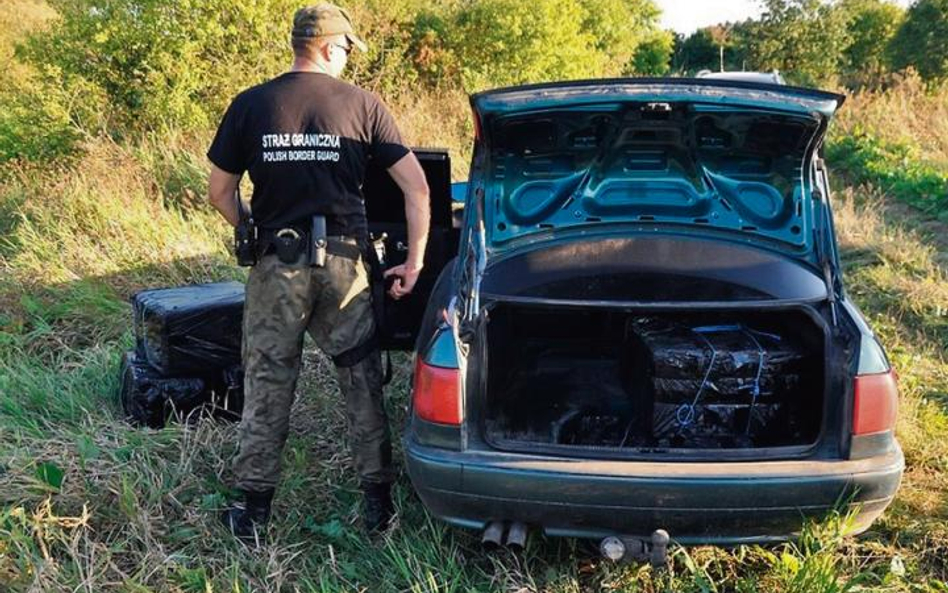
[234,243,392,493]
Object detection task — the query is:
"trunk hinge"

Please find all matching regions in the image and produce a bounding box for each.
[813,158,840,328]
[458,187,487,342]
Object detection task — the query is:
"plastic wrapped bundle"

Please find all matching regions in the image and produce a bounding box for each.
[652,402,786,447]
[132,281,244,375]
[630,318,805,379]
[626,318,809,446]
[651,374,802,405]
[118,351,209,428]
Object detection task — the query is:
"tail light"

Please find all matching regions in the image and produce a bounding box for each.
[412,357,461,426]
[853,371,898,435]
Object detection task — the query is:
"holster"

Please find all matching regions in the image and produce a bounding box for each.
[235,220,258,266]
[234,187,257,267]
[330,233,392,385]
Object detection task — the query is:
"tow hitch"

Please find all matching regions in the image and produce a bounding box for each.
[599,530,670,567]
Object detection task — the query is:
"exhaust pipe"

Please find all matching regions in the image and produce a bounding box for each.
[505,521,528,551]
[481,521,503,549]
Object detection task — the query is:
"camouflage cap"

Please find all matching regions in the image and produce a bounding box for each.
[292,3,367,52]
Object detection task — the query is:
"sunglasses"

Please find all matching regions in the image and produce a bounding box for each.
[331,43,353,57]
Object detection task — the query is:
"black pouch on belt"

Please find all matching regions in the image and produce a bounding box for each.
[274,228,304,264]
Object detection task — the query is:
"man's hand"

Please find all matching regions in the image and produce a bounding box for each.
[386,153,430,297]
[383,263,423,299]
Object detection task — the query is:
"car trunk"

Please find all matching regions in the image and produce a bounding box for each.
[482,303,827,456]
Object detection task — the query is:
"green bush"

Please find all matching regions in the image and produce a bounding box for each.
[446,0,603,91]
[0,82,80,164]
[630,29,675,75]
[836,0,905,88]
[745,0,851,87]
[21,0,300,134]
[827,132,948,219]
[408,0,669,91]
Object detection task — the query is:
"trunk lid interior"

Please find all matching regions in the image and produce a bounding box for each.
[470,78,845,265]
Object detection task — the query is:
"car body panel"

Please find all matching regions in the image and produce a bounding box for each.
[406,438,904,544]
[392,78,901,545]
[479,234,828,302]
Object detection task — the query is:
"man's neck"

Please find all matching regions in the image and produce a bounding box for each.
[290,57,334,77]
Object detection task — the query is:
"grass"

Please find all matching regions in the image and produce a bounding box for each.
[1,144,948,591]
[828,72,948,219]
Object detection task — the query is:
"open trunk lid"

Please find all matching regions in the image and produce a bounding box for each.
[469,78,845,267]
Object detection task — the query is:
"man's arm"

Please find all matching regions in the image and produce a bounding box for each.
[207,164,242,228]
[383,152,430,299]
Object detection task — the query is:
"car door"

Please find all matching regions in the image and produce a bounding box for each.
[363,148,459,350]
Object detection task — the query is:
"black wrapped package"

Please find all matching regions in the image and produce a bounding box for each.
[651,374,802,405]
[629,318,805,379]
[652,402,786,448]
[132,281,244,375]
[624,318,810,447]
[118,351,209,428]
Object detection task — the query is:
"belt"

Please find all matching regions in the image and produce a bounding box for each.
[257,228,363,260]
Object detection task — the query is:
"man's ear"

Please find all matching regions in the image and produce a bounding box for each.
[319,41,333,61]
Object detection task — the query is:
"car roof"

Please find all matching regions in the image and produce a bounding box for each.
[471,77,844,119]
[696,70,786,85]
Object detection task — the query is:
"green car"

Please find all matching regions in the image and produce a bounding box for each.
[366,77,903,558]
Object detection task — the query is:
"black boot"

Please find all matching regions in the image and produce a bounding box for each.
[220,489,273,542]
[362,482,395,534]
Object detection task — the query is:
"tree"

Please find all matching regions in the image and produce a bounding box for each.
[444,0,668,90]
[673,29,720,74]
[672,23,753,75]
[581,0,667,75]
[448,0,604,91]
[745,0,850,87]
[837,0,905,88]
[888,0,948,84]
[629,30,674,75]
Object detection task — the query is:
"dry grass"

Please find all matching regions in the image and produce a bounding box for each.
[834,71,948,166]
[388,85,474,181]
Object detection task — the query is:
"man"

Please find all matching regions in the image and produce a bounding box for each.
[205,3,430,540]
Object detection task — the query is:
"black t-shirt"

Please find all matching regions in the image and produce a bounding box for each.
[207,71,410,238]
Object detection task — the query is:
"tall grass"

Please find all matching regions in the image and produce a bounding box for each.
[833,72,948,164]
[828,72,948,218]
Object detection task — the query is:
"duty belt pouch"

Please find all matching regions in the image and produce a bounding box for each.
[274,228,304,264]
[309,215,327,267]
[234,222,257,267]
[233,187,257,267]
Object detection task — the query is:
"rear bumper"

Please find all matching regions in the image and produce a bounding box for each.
[404,438,904,545]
